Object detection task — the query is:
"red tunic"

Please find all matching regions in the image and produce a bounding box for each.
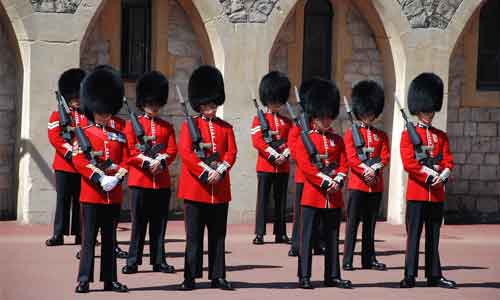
[177,116,237,204]
[400,123,454,202]
[108,116,126,131]
[250,112,292,173]
[295,129,349,209]
[344,126,390,193]
[48,110,88,173]
[125,115,177,189]
[72,124,129,205]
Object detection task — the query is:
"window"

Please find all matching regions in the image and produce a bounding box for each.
[302,0,333,81]
[121,0,152,79]
[476,0,500,91]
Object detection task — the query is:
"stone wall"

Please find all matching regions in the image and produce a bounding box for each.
[80,21,110,71]
[0,17,19,220]
[446,36,500,223]
[397,0,464,29]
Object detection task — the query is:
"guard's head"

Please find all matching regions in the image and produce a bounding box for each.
[304,79,340,121]
[258,71,291,109]
[58,68,86,107]
[188,65,225,113]
[136,71,169,116]
[351,80,385,122]
[80,68,124,123]
[408,72,443,116]
[298,77,322,111]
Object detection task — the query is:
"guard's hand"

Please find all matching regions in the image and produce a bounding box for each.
[274,154,287,165]
[149,159,163,175]
[431,175,444,187]
[207,169,222,184]
[99,175,119,192]
[363,167,376,184]
[327,181,340,193]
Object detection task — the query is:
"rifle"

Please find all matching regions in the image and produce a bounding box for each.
[176,86,220,167]
[123,97,165,158]
[343,96,381,167]
[55,91,74,142]
[294,86,310,133]
[394,94,442,168]
[75,126,113,171]
[287,87,337,176]
[251,91,285,150]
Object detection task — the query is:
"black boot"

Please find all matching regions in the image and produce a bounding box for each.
[211,278,234,290]
[343,263,354,271]
[253,235,264,245]
[324,278,352,289]
[400,277,416,288]
[122,264,138,274]
[427,277,456,289]
[103,281,128,292]
[179,279,195,291]
[46,235,63,246]
[288,247,298,257]
[299,277,313,289]
[75,250,80,260]
[75,281,89,293]
[363,260,386,271]
[115,246,128,259]
[153,263,175,273]
[275,235,290,244]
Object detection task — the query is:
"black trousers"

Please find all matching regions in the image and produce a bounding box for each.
[298,206,341,280]
[53,171,81,237]
[127,188,171,266]
[78,203,120,283]
[291,183,303,251]
[184,200,228,280]
[254,172,288,236]
[343,190,382,267]
[404,201,444,279]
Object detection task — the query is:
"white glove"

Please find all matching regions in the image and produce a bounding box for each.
[99,175,119,192]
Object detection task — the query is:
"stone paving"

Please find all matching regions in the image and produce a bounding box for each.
[0,221,499,300]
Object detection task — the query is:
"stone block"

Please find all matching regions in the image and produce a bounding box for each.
[479,165,497,181]
[447,108,458,122]
[463,122,476,136]
[466,153,483,165]
[458,108,471,121]
[478,122,497,137]
[484,153,500,165]
[448,179,468,194]
[471,108,490,122]
[447,122,463,136]
[477,197,499,214]
[453,152,466,164]
[461,164,479,179]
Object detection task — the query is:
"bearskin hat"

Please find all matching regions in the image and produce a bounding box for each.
[80,68,124,122]
[58,68,86,102]
[136,71,169,109]
[258,71,291,106]
[351,80,385,120]
[408,72,443,115]
[299,77,322,110]
[188,65,225,112]
[304,79,340,120]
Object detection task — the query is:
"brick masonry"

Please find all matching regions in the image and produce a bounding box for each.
[446,36,500,223]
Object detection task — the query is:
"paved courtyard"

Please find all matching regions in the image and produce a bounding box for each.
[0,221,499,300]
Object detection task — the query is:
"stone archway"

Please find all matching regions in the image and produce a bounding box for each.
[0,3,22,220]
[269,0,396,219]
[79,0,216,216]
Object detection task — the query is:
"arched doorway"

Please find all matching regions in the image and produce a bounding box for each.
[270,0,395,219]
[0,4,22,220]
[79,0,215,218]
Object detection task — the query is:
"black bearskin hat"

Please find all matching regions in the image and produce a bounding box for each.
[258,71,291,106]
[304,79,340,120]
[408,72,443,115]
[351,80,385,120]
[299,77,322,110]
[58,68,86,102]
[80,68,124,122]
[188,65,225,112]
[136,71,169,109]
